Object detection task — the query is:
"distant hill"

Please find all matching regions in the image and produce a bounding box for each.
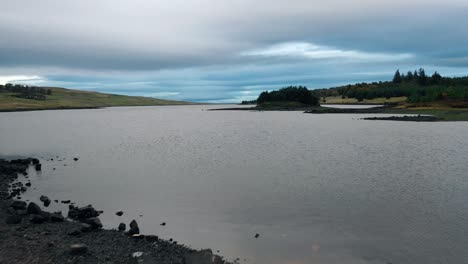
[0,85,192,111]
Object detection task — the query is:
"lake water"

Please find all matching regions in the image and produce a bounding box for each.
[1,105,468,264]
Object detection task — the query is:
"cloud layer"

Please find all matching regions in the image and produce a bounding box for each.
[1,0,467,102]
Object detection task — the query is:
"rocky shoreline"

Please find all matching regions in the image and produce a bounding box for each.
[361,115,441,122]
[0,158,228,264]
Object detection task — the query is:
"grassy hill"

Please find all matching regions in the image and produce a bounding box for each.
[0,87,191,111]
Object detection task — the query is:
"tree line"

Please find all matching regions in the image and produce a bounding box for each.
[256,86,319,106]
[312,69,468,103]
[0,83,51,100]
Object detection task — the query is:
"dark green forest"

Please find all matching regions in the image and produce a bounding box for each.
[253,86,320,106]
[312,69,468,103]
[0,83,51,100]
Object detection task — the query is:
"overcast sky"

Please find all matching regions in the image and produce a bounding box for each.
[1,0,468,102]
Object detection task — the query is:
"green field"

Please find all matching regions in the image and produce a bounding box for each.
[0,87,191,111]
[322,96,407,104]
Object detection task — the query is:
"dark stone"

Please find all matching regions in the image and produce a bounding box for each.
[127,219,140,235]
[73,157,79,161]
[68,230,81,236]
[84,217,102,229]
[255,233,260,238]
[35,164,42,171]
[27,202,42,215]
[115,211,123,216]
[9,200,27,210]
[50,213,64,222]
[40,196,51,207]
[25,182,31,187]
[5,215,22,224]
[30,214,46,224]
[31,158,40,165]
[118,223,126,231]
[70,244,88,255]
[145,235,158,242]
[68,205,99,220]
[40,211,51,221]
[160,222,166,226]
[213,255,224,264]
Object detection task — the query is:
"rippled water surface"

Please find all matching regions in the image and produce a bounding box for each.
[1,105,468,264]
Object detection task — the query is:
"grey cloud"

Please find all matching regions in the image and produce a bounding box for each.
[1,0,467,71]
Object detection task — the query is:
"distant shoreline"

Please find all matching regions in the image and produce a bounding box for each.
[0,104,199,113]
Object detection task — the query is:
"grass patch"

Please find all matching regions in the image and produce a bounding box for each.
[322,96,407,104]
[0,87,191,111]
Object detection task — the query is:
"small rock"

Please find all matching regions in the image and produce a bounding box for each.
[25,182,31,187]
[160,222,166,226]
[27,202,42,215]
[31,158,40,165]
[118,223,126,231]
[132,252,143,258]
[70,244,88,255]
[40,196,51,207]
[5,215,22,224]
[30,214,46,224]
[127,219,140,235]
[35,164,42,171]
[73,157,79,161]
[54,200,58,203]
[9,200,27,210]
[255,233,260,238]
[61,200,71,204]
[115,211,123,216]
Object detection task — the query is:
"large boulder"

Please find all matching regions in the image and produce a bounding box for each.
[50,212,64,222]
[30,214,46,224]
[118,223,126,232]
[27,202,42,215]
[127,219,140,235]
[68,205,99,220]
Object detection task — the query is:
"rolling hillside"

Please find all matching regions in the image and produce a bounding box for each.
[0,87,191,111]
